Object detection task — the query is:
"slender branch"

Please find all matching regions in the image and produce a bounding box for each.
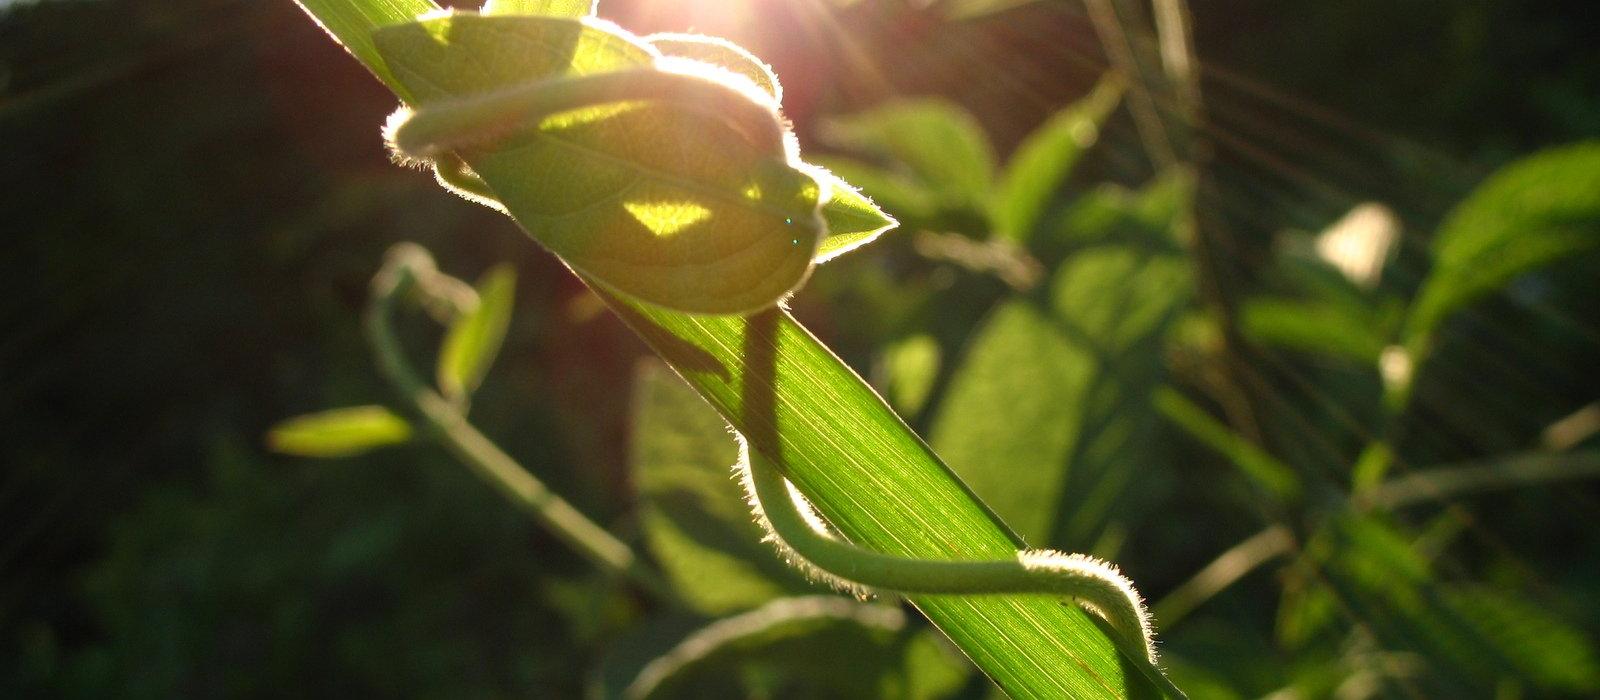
[1360,451,1600,511]
[366,246,677,604]
[739,443,1185,698]
[1151,525,1294,628]
[1082,0,1177,169]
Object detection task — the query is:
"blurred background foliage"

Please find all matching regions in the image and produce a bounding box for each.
[2,0,1598,697]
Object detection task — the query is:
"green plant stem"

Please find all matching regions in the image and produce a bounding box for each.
[391,67,784,159]
[1360,450,1600,510]
[1151,525,1293,628]
[366,250,677,604]
[742,446,1183,698]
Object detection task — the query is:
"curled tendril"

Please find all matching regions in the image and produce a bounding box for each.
[735,439,1162,668]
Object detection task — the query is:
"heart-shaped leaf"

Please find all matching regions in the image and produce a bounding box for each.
[374,14,824,314]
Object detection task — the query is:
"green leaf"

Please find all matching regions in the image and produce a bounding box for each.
[298,4,1177,695]
[481,0,594,16]
[930,247,1189,547]
[374,14,825,315]
[631,363,818,615]
[1239,297,1387,365]
[1407,142,1600,348]
[824,99,997,213]
[881,334,941,416]
[621,597,969,699]
[995,75,1124,242]
[1153,388,1301,502]
[267,405,412,458]
[293,0,437,92]
[647,33,781,102]
[437,264,516,402]
[1314,515,1600,694]
[812,167,898,263]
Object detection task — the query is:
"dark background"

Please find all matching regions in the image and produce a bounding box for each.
[2,0,1596,696]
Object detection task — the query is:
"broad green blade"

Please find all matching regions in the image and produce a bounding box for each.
[375,14,823,315]
[267,405,413,458]
[608,303,1173,698]
[437,264,517,402]
[293,2,1177,695]
[632,363,818,614]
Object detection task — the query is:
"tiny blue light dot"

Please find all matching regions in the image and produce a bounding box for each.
[784,217,793,225]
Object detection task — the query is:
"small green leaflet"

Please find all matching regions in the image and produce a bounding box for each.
[437,264,517,402]
[267,405,413,458]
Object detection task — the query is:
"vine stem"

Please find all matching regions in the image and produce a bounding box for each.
[366,246,677,605]
[739,444,1185,697]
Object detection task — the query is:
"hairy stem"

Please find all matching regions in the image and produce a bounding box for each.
[739,443,1168,676]
[388,67,784,161]
[366,246,676,604]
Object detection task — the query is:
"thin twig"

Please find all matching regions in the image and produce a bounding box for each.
[1152,525,1294,629]
[1361,451,1600,510]
[366,247,677,604]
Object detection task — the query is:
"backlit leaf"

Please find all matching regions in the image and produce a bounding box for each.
[481,0,594,16]
[374,14,824,314]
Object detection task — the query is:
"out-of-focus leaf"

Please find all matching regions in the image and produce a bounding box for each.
[1446,587,1600,693]
[823,100,997,214]
[881,334,941,416]
[812,168,898,263]
[481,0,593,16]
[266,405,412,458]
[930,247,1188,546]
[1048,248,1191,544]
[1240,297,1387,365]
[931,303,1083,544]
[631,363,816,615]
[1050,171,1191,256]
[994,75,1124,243]
[437,264,516,401]
[621,596,967,700]
[1407,142,1600,348]
[1315,515,1600,695]
[1154,388,1301,502]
